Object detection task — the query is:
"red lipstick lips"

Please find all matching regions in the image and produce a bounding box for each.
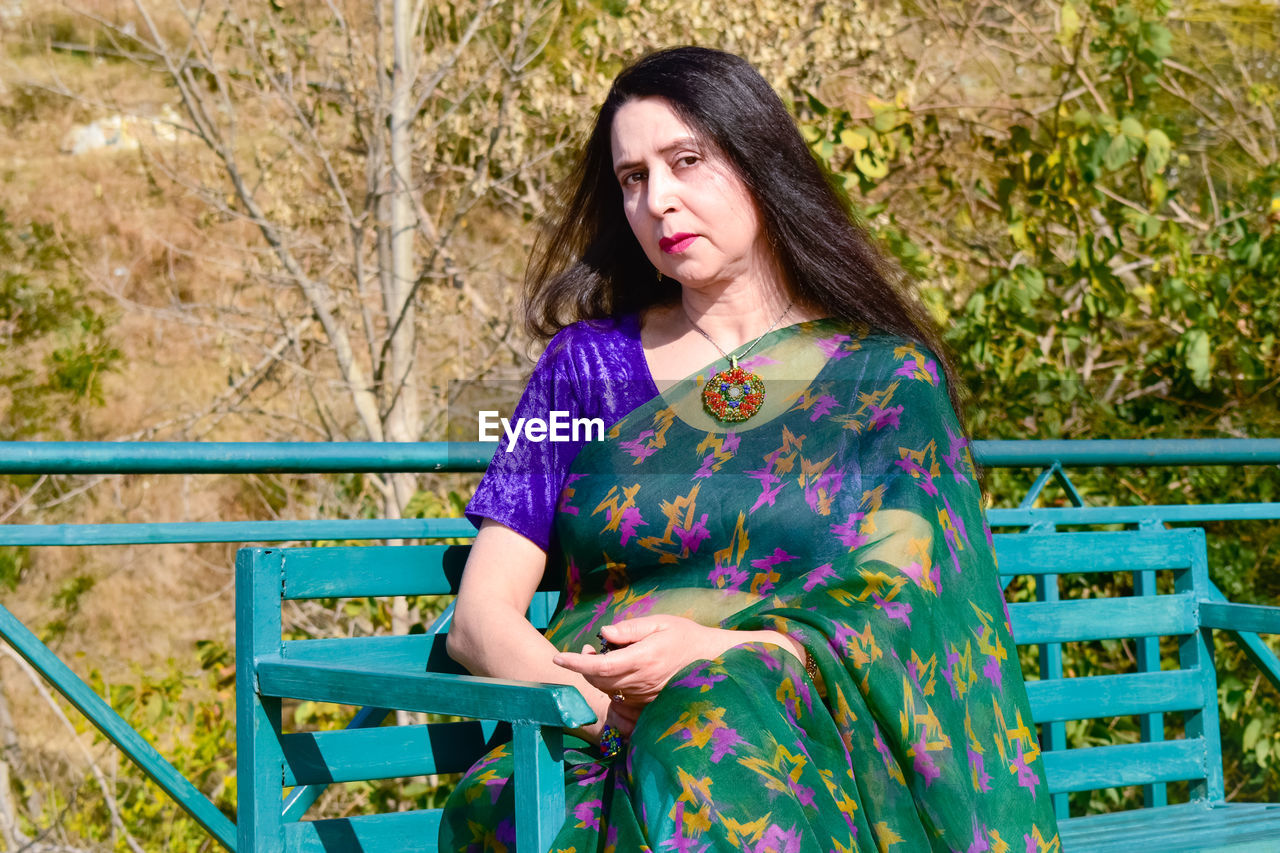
[659,233,698,254]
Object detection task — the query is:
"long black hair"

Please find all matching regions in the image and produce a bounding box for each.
[525,46,969,424]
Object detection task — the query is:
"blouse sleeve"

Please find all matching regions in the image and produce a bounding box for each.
[464,328,589,553]
[464,316,656,552]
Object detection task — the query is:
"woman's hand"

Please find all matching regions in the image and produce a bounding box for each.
[554,616,716,710]
[553,616,805,711]
[577,685,643,744]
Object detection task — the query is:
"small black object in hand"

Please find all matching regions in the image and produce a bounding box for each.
[596,631,617,654]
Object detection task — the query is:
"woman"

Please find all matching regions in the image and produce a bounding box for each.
[443,47,1060,852]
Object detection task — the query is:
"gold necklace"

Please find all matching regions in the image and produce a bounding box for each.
[685,301,793,423]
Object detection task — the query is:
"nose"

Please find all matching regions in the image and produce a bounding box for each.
[644,168,678,218]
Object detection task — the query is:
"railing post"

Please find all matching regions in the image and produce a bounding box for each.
[236,548,286,850]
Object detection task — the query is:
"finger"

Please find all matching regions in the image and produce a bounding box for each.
[601,617,665,646]
[553,651,620,678]
[577,640,657,681]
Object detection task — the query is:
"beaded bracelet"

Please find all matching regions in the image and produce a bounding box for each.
[599,724,624,758]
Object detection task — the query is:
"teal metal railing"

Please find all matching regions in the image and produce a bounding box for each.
[1,439,1279,850]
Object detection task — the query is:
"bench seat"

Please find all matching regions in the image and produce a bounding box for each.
[1060,801,1280,853]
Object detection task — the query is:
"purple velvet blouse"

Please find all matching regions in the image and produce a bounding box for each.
[464,314,659,552]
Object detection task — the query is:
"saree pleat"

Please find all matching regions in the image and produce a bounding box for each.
[441,321,1061,852]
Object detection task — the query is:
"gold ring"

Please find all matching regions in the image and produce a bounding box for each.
[611,691,626,703]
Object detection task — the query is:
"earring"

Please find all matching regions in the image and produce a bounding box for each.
[656,270,663,282]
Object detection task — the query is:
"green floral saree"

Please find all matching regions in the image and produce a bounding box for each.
[441,319,1061,852]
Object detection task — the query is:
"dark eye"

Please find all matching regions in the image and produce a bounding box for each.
[621,170,646,186]
[677,154,700,167]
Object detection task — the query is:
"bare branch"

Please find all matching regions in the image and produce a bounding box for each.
[0,648,146,853]
[414,0,501,117]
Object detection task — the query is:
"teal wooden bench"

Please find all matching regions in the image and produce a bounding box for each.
[998,527,1280,852]
[236,526,1280,851]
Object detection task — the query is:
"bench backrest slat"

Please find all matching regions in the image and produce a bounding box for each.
[280,543,561,601]
[282,545,468,599]
[1008,594,1196,644]
[1024,669,1205,724]
[281,719,505,786]
[1041,739,1209,794]
[282,809,442,851]
[993,530,1201,574]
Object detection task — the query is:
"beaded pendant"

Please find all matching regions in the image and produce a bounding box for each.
[702,358,766,422]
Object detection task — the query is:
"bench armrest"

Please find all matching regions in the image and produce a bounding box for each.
[255,657,596,728]
[1199,601,1280,635]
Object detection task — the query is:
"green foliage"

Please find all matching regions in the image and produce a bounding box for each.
[90,660,235,851]
[11,650,236,853]
[403,487,467,522]
[41,573,97,645]
[0,546,27,590]
[0,215,78,340]
[806,1,1279,443]
[0,207,122,440]
[1220,652,1280,799]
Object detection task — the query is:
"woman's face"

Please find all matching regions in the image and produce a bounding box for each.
[610,97,771,293]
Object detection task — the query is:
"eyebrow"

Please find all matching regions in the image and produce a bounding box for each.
[612,136,700,177]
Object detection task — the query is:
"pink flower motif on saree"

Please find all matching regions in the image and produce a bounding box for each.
[830,513,869,549]
[617,505,646,545]
[802,563,837,591]
[868,403,904,431]
[620,429,661,462]
[816,333,853,360]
